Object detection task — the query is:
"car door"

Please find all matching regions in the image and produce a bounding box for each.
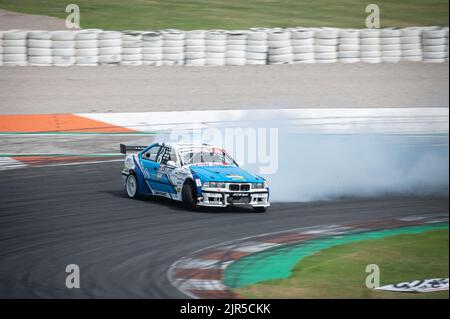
[140,145,177,197]
[140,145,164,193]
[153,146,178,196]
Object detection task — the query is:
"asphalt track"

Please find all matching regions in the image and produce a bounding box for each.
[0,161,448,298]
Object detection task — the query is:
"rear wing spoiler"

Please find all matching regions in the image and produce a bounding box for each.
[120,144,147,155]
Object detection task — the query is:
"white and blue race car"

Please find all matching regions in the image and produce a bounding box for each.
[120,143,270,212]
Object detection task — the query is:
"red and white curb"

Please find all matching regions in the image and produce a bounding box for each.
[167,214,449,299]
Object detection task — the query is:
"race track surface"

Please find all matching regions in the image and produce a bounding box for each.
[0,161,448,298]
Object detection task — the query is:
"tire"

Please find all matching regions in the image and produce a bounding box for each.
[99,31,122,40]
[186,58,206,66]
[401,27,422,37]
[293,45,314,53]
[186,39,205,46]
[52,31,76,41]
[227,39,246,46]
[248,31,268,41]
[380,37,401,45]
[52,40,75,49]
[339,29,360,38]
[207,45,226,53]
[27,39,52,48]
[291,28,314,39]
[76,30,101,41]
[291,38,314,46]
[163,46,184,54]
[360,38,380,45]
[360,29,380,38]
[339,38,359,45]
[315,38,338,46]
[186,31,206,40]
[314,45,336,53]
[315,28,339,39]
[227,44,246,51]
[28,48,52,56]
[3,30,27,40]
[125,173,139,199]
[162,30,185,41]
[76,40,98,49]
[253,207,267,213]
[182,180,198,210]
[3,47,27,54]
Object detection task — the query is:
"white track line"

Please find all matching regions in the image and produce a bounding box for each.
[0,157,27,171]
[78,108,450,134]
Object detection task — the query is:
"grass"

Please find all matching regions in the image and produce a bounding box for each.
[0,0,448,30]
[236,229,449,298]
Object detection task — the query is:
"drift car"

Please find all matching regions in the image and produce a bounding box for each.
[120,143,270,212]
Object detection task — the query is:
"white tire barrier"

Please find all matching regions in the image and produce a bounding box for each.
[0,31,3,66]
[400,27,423,62]
[338,29,360,63]
[246,29,268,65]
[52,31,75,66]
[381,28,401,63]
[206,31,226,66]
[422,27,448,63]
[27,30,53,66]
[268,29,292,64]
[162,30,185,65]
[185,30,205,66]
[359,29,381,63]
[2,30,27,66]
[75,29,101,66]
[120,31,142,66]
[99,31,121,65]
[0,27,449,66]
[226,31,247,66]
[314,28,338,63]
[291,28,315,63]
[142,31,163,66]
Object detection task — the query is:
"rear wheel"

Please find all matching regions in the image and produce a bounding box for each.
[125,173,139,199]
[182,180,198,210]
[253,207,267,213]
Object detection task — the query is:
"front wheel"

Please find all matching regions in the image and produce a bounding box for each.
[125,173,139,199]
[253,207,267,213]
[182,180,198,210]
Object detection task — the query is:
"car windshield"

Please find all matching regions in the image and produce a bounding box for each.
[179,147,236,166]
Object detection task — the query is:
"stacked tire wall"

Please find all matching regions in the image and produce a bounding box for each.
[0,27,448,66]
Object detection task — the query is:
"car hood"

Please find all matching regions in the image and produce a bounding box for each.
[189,165,263,183]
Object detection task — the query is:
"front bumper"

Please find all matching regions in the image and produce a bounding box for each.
[198,189,270,208]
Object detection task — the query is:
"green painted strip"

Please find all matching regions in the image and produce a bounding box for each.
[224,223,449,288]
[0,153,124,157]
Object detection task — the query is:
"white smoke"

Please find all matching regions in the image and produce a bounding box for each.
[249,132,449,202]
[165,112,449,203]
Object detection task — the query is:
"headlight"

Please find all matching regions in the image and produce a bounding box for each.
[203,182,226,188]
[252,182,265,189]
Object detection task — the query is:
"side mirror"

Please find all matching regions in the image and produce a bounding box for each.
[166,160,177,168]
